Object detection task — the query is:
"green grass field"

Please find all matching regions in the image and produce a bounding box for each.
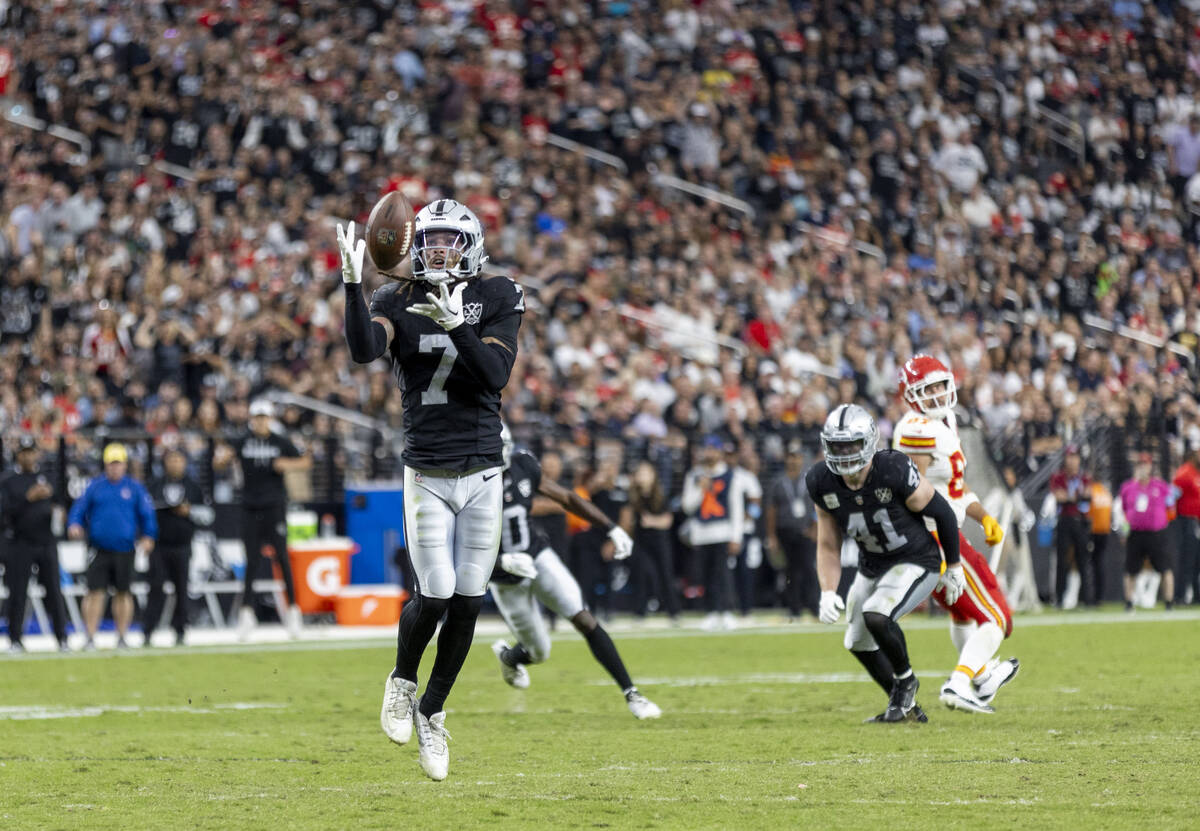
[2,610,1197,830]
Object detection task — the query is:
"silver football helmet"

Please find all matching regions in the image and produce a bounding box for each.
[821,404,879,477]
[500,421,513,469]
[410,198,488,285]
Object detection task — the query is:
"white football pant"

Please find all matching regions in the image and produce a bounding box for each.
[843,562,939,652]
[489,548,585,663]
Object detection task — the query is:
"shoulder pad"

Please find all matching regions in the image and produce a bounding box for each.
[894,413,942,447]
[479,274,526,310]
[512,448,541,475]
[877,450,922,491]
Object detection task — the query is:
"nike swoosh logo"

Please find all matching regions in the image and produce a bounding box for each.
[482,472,499,482]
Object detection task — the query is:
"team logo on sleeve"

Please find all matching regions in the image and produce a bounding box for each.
[875,488,893,504]
[518,479,532,498]
[906,461,920,489]
[463,302,483,324]
[823,494,839,509]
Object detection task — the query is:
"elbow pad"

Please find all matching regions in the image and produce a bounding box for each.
[919,490,961,564]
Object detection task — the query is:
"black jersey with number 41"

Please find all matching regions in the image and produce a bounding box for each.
[369,274,524,471]
[804,449,942,578]
[490,449,551,584]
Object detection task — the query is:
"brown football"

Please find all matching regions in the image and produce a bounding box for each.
[365,190,415,273]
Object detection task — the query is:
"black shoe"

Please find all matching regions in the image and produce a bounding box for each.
[174,632,186,647]
[142,632,155,647]
[1124,602,1134,613]
[1165,601,1174,611]
[881,675,919,722]
[908,704,928,723]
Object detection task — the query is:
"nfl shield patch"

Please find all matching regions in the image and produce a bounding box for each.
[463,302,483,325]
[874,488,892,504]
[377,229,396,246]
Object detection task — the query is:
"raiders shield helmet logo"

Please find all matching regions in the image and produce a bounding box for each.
[463,302,483,325]
[875,488,893,504]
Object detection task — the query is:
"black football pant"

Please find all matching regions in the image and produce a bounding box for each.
[780,530,819,618]
[632,528,680,617]
[3,540,68,644]
[143,544,191,638]
[241,505,296,605]
[1175,516,1200,604]
[1085,533,1109,605]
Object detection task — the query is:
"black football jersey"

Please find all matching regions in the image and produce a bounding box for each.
[236,432,301,508]
[804,449,941,578]
[491,450,550,584]
[370,274,524,471]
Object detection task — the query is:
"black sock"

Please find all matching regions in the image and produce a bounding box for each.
[419,594,484,718]
[393,593,449,683]
[862,611,911,677]
[583,625,634,691]
[502,643,534,667]
[851,649,895,694]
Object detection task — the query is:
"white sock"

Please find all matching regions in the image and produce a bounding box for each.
[950,620,976,653]
[1062,570,1081,610]
[952,622,1004,686]
[1143,571,1162,608]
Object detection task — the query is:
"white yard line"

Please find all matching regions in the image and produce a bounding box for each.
[3,608,1196,659]
[0,702,287,721]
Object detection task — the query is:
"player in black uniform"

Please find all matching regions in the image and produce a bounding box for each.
[338,198,524,781]
[806,404,967,723]
[487,425,660,719]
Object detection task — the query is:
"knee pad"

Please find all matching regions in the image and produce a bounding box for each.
[419,564,457,600]
[453,560,491,597]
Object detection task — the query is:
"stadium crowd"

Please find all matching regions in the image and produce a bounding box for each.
[2,0,1200,610]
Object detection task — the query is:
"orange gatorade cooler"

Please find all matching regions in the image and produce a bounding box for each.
[335,585,408,625]
[287,538,358,613]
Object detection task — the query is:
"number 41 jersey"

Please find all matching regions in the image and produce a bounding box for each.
[805,449,942,579]
[369,274,524,472]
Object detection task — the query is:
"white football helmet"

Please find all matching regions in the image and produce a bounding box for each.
[410,198,488,285]
[821,404,880,477]
[500,421,513,469]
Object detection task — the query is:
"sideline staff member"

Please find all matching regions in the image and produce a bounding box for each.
[144,449,207,646]
[216,400,310,638]
[67,443,157,650]
[2,437,70,653]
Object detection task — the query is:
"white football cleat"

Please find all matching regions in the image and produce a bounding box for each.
[625,689,662,719]
[285,606,303,640]
[939,676,995,714]
[700,612,721,631]
[491,640,530,689]
[236,606,256,642]
[974,657,1020,704]
[720,611,738,631]
[415,710,451,781]
[380,674,418,745]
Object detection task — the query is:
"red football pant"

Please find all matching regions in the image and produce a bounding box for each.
[934,532,1013,637]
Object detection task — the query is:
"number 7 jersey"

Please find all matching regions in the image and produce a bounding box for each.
[892,410,973,525]
[369,274,524,471]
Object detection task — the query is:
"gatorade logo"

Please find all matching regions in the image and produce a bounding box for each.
[361,598,379,620]
[306,555,342,597]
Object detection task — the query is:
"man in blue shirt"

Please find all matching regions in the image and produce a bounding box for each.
[68,443,157,649]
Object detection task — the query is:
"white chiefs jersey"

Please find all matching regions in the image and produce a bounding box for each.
[892,410,977,525]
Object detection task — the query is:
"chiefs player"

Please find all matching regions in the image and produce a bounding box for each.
[894,355,1020,714]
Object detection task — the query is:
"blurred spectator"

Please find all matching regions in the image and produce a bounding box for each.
[1085,478,1114,606]
[143,449,206,647]
[1049,447,1091,609]
[67,443,156,650]
[1,437,69,653]
[628,459,679,621]
[764,440,818,621]
[681,435,747,631]
[1119,452,1176,612]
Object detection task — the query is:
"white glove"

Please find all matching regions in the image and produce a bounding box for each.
[939,563,966,605]
[498,553,538,580]
[336,221,365,285]
[407,281,466,330]
[818,590,844,625]
[607,526,633,560]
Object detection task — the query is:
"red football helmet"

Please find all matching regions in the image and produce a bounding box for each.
[900,354,957,419]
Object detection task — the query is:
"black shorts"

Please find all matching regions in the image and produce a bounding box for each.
[85,547,135,592]
[1125,530,1172,575]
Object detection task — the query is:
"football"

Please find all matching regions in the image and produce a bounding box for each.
[365,190,416,273]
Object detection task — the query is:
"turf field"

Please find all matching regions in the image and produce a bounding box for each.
[1,610,1197,830]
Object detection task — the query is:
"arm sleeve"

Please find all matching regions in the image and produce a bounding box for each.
[447,308,520,393]
[919,490,960,564]
[344,283,390,364]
